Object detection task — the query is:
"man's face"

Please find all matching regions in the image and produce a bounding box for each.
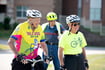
[29,18,41,28]
[48,20,56,26]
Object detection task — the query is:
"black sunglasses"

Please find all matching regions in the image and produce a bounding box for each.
[72,23,80,26]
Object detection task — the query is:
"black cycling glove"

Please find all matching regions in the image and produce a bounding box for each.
[84,60,89,69]
[60,65,67,70]
[44,56,53,62]
[44,56,49,61]
[16,54,25,62]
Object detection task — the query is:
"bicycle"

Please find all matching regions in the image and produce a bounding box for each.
[17,54,51,70]
[25,59,43,70]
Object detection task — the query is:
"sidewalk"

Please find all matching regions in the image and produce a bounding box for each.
[85,47,105,55]
[0,50,13,70]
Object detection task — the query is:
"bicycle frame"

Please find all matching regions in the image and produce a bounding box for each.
[26,59,43,70]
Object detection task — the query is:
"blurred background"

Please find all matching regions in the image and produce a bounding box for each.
[0,0,105,70]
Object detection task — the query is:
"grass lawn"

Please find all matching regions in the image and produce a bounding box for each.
[47,54,105,70]
[87,54,105,70]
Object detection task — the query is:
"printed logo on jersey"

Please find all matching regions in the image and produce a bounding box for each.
[27,32,40,38]
[24,39,39,53]
[27,32,40,35]
[70,37,82,48]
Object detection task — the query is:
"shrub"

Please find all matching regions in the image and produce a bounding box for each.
[3,16,11,30]
[0,22,3,29]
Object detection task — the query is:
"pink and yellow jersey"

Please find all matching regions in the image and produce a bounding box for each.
[10,21,45,59]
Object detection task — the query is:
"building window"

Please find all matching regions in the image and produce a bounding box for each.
[90,0,102,20]
[78,0,82,17]
[16,6,28,18]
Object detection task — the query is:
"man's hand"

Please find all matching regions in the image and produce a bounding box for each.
[84,60,89,69]
[44,56,52,64]
[16,54,28,64]
[60,65,67,70]
[16,54,25,61]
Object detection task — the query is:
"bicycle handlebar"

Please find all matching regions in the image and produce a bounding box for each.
[25,59,43,67]
[26,59,43,62]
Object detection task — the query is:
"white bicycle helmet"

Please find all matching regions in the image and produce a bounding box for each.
[66,15,80,24]
[26,9,42,18]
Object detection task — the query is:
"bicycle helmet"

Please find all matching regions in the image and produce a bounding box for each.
[66,15,80,24]
[46,12,57,21]
[26,9,42,18]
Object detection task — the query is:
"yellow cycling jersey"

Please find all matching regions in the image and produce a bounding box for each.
[59,30,87,55]
[10,21,45,59]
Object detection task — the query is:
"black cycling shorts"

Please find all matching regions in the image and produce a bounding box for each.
[11,56,44,70]
[64,54,86,70]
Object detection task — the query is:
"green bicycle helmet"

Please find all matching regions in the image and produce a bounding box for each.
[46,12,57,21]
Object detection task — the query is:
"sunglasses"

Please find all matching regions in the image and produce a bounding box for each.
[72,23,80,26]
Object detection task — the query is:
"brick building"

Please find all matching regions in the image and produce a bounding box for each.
[0,0,105,25]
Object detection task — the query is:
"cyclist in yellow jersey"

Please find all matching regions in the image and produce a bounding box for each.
[58,15,89,70]
[8,9,48,70]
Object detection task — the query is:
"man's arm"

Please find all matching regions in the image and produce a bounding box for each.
[82,47,87,60]
[8,38,18,56]
[82,47,89,70]
[58,47,64,66]
[40,42,48,56]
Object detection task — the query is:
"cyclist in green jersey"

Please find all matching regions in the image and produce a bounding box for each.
[58,15,89,70]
